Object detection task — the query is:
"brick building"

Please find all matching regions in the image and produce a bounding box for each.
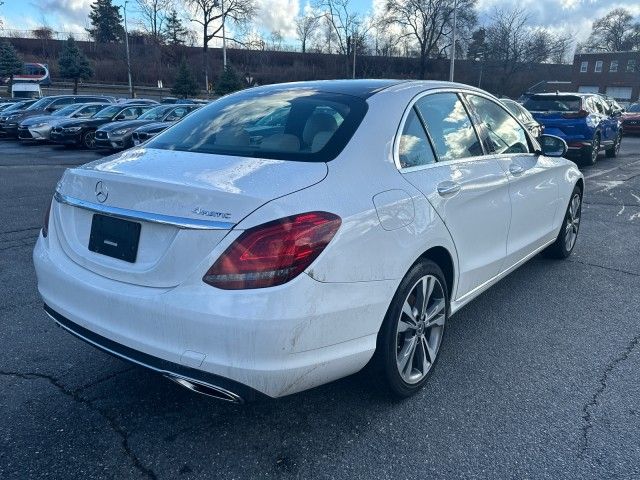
[571,51,640,104]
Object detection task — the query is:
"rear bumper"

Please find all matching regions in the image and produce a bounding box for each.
[33,230,394,398]
[44,304,266,403]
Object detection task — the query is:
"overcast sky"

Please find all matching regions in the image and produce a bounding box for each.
[1,0,639,45]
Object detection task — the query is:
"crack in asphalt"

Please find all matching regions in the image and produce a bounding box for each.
[0,241,35,252]
[0,370,157,480]
[0,226,41,235]
[580,333,640,458]
[567,258,640,278]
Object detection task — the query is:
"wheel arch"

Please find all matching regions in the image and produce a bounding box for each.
[416,246,456,303]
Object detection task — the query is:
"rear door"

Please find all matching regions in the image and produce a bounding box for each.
[398,91,511,299]
[464,93,560,267]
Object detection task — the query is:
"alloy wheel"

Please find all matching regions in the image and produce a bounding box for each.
[84,131,96,149]
[564,193,581,251]
[396,275,446,384]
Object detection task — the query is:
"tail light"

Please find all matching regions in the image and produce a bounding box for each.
[203,212,341,289]
[42,198,52,238]
[562,109,589,119]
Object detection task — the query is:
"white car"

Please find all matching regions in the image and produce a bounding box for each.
[33,80,583,403]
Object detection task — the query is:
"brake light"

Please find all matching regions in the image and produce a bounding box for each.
[42,198,52,238]
[562,109,589,119]
[203,212,341,289]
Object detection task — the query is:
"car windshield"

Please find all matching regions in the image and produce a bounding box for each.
[138,106,174,121]
[52,104,80,117]
[26,97,55,110]
[93,105,122,118]
[628,104,640,113]
[524,96,582,112]
[3,102,29,112]
[148,88,368,162]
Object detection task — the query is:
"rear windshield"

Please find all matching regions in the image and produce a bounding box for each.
[524,96,582,112]
[147,88,368,162]
[628,103,640,113]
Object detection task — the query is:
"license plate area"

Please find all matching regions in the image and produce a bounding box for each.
[88,214,141,263]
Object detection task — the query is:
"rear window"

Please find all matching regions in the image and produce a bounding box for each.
[147,88,368,162]
[524,96,582,112]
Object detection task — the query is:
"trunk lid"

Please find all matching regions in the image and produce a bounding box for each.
[54,147,328,287]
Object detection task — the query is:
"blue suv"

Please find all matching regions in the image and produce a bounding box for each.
[523,93,622,166]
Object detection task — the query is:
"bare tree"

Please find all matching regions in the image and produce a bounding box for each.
[188,0,256,89]
[295,10,322,53]
[584,8,640,52]
[483,8,573,93]
[314,0,362,75]
[385,0,477,79]
[135,0,174,44]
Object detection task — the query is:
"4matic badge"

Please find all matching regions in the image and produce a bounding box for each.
[192,207,232,220]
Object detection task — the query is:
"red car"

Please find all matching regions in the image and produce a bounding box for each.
[622,103,640,135]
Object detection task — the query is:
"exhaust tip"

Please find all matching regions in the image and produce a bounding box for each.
[165,375,244,404]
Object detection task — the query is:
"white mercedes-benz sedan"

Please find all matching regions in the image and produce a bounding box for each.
[34,80,583,403]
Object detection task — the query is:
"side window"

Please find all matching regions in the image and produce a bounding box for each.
[119,108,137,119]
[466,95,530,155]
[398,108,436,168]
[414,93,482,161]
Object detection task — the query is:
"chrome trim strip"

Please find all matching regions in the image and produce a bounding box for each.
[54,191,235,230]
[46,311,244,404]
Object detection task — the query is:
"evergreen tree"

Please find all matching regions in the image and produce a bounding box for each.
[58,37,94,94]
[163,9,188,46]
[0,41,24,93]
[171,58,199,98]
[215,66,243,96]
[86,0,125,43]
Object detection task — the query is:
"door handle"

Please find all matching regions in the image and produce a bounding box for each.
[437,181,461,196]
[509,164,525,176]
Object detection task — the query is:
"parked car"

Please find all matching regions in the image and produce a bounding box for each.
[117,98,159,105]
[0,94,116,138]
[95,104,200,150]
[0,99,38,133]
[131,122,171,145]
[51,103,154,149]
[500,99,543,138]
[34,80,584,403]
[18,103,111,141]
[621,103,640,135]
[523,92,622,165]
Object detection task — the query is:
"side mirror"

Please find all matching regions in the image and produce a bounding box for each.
[538,134,568,157]
[46,106,57,112]
[116,114,126,120]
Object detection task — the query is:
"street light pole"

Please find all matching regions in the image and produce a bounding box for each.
[448,0,457,82]
[222,0,227,69]
[123,1,133,98]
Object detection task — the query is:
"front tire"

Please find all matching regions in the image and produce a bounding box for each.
[545,185,582,259]
[605,132,621,158]
[581,133,600,166]
[371,260,449,398]
[82,129,96,149]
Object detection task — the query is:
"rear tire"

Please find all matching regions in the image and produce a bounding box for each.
[545,185,582,259]
[580,134,600,166]
[605,132,621,158]
[370,260,449,398]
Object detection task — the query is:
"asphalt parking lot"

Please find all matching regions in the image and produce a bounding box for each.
[1,138,639,480]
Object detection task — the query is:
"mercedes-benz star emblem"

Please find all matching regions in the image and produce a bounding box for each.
[95,181,108,203]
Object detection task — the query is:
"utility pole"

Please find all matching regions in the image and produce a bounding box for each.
[448,0,457,82]
[222,0,227,69]
[123,1,133,98]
